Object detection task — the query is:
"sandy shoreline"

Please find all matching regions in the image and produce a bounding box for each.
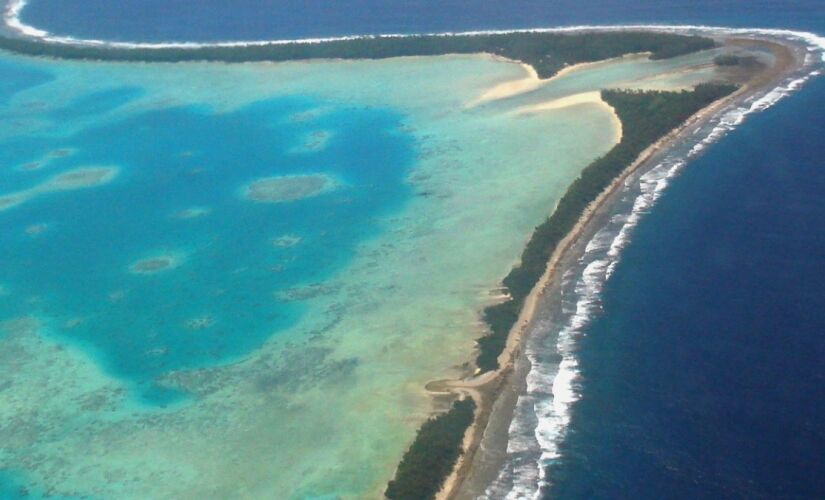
[434,33,806,500]
[0,13,815,497]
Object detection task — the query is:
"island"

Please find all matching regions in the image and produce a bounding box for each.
[0,15,815,500]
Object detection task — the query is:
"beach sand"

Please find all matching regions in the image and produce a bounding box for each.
[436,34,805,500]
[0,27,805,499]
[469,53,651,107]
[513,91,624,143]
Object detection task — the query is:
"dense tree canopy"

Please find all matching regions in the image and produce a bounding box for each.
[0,31,714,78]
[477,83,738,372]
[385,399,476,500]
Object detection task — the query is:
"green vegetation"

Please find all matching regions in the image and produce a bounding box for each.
[476,83,738,372]
[0,30,729,497]
[385,398,476,500]
[0,31,714,78]
[714,54,742,66]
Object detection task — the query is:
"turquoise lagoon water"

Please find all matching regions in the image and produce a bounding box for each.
[0,50,721,497]
[0,67,413,404]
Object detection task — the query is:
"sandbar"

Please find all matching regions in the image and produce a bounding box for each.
[513,91,624,143]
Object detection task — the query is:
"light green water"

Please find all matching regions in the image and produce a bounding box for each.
[0,50,722,498]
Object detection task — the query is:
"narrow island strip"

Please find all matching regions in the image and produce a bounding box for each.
[385,36,804,500]
[387,83,738,500]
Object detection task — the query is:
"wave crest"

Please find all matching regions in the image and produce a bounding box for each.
[484,31,824,500]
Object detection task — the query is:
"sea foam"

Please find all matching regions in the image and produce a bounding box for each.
[4,6,824,497]
[3,0,825,62]
[483,30,825,500]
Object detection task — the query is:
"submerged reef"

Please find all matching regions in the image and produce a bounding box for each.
[0,165,118,212]
[129,254,182,274]
[172,206,211,219]
[0,26,739,499]
[41,166,119,191]
[244,174,335,203]
[0,192,28,211]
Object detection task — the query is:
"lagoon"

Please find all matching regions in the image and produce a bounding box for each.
[0,46,729,497]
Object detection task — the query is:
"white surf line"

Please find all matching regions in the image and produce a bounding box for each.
[5,4,823,498]
[2,0,824,60]
[481,34,825,500]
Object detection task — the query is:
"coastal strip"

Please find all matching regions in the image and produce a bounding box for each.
[0,28,715,80]
[449,35,814,500]
[430,83,739,500]
[1,10,822,498]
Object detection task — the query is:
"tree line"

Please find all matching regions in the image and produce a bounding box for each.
[0,31,714,78]
[477,83,738,373]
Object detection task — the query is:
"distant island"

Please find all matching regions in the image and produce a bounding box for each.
[0,22,808,500]
[0,30,713,78]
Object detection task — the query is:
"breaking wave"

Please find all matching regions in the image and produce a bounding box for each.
[3,4,824,497]
[483,31,824,500]
[3,0,825,61]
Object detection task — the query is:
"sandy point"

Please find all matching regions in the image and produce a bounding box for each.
[129,253,184,275]
[41,166,120,192]
[243,173,336,203]
[513,91,624,143]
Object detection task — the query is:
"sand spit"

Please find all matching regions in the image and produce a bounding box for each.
[514,91,624,143]
[436,34,808,500]
[469,60,542,106]
[469,53,652,107]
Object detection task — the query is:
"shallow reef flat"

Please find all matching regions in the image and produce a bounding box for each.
[243,173,336,203]
[40,165,118,190]
[0,45,728,498]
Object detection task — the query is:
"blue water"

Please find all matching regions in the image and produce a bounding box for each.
[7,1,825,498]
[19,0,825,42]
[0,67,414,404]
[548,76,825,499]
[0,58,50,103]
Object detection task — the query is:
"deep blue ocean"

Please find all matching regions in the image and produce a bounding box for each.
[14,0,825,498]
[18,1,825,42]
